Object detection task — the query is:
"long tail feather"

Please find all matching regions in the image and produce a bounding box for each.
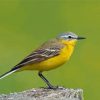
[0,70,17,80]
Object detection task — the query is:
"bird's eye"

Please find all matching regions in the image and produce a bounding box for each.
[68,35,72,39]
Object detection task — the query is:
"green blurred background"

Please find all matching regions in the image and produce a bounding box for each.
[0,0,99,100]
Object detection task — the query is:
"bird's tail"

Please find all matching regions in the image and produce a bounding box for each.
[0,69,17,80]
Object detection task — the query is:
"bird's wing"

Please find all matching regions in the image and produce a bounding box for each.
[18,47,61,66]
[11,41,64,70]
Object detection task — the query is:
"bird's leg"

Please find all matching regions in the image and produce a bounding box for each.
[38,71,58,89]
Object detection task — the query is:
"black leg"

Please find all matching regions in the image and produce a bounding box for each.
[38,71,58,89]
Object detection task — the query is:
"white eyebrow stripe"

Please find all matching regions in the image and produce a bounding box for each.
[61,35,68,38]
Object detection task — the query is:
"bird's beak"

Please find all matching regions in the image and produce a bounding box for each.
[77,36,86,40]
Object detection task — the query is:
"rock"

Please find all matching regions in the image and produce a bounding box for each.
[0,87,83,100]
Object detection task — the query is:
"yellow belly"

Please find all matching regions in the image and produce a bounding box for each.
[19,45,74,71]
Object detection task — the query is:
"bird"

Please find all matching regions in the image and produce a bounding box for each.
[0,32,85,89]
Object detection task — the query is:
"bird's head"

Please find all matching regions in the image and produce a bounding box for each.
[57,32,85,46]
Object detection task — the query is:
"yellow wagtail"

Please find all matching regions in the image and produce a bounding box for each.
[0,32,85,89]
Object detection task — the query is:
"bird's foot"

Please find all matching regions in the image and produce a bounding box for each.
[48,85,58,89]
[44,85,64,90]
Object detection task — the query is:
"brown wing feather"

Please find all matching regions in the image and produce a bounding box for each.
[11,39,64,71]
